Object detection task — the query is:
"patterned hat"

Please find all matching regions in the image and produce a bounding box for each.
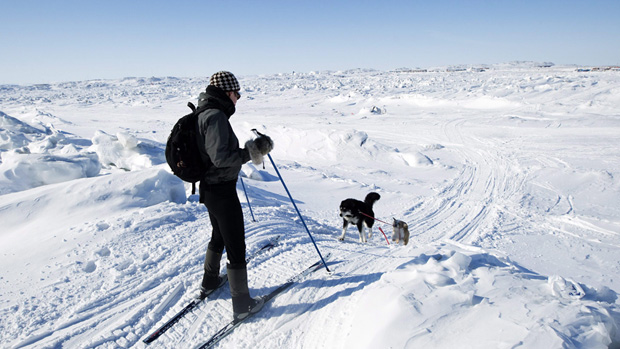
[209,71,240,92]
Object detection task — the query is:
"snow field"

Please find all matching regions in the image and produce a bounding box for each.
[1,64,619,348]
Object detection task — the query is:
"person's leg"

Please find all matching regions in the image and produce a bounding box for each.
[202,180,262,319]
[198,187,227,296]
[202,181,246,267]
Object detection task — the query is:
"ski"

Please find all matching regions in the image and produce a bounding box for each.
[142,236,281,344]
[196,253,331,349]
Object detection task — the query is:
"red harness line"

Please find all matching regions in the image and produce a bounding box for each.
[360,212,391,245]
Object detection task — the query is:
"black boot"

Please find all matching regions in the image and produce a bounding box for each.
[228,267,264,321]
[197,249,223,299]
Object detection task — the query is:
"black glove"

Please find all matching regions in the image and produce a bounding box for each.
[254,135,274,155]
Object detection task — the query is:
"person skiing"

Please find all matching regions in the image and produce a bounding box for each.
[196,71,273,321]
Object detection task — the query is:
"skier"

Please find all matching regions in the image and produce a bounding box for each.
[196,71,273,321]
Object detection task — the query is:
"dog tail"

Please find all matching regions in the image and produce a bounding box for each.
[364,192,381,207]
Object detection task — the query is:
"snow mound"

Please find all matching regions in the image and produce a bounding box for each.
[241,163,278,182]
[0,167,186,239]
[263,126,434,170]
[358,105,387,115]
[89,130,163,171]
[0,111,45,150]
[0,111,104,194]
[346,244,618,348]
[0,110,166,195]
[0,110,44,134]
[394,151,434,167]
[0,152,100,194]
[0,166,187,301]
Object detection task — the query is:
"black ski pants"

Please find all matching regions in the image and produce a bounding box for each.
[200,180,247,270]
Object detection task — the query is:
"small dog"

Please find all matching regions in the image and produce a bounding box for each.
[392,218,410,245]
[338,192,381,243]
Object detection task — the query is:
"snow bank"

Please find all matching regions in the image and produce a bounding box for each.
[0,110,166,195]
[241,163,278,182]
[0,111,44,149]
[1,167,186,234]
[346,243,618,348]
[252,126,434,169]
[89,130,162,171]
[0,167,186,307]
[1,111,102,194]
[0,110,183,263]
[0,152,100,194]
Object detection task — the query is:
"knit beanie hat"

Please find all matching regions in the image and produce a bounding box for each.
[209,71,240,92]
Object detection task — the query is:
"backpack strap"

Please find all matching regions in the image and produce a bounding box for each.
[188,101,212,116]
[188,101,211,197]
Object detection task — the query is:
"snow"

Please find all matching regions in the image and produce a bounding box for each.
[1,63,619,348]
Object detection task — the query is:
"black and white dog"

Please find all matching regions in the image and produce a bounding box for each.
[338,192,381,243]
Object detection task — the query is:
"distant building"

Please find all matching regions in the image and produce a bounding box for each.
[394,68,428,73]
[576,66,620,72]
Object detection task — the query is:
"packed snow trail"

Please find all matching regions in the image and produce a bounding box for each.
[142,235,281,344]
[196,253,331,349]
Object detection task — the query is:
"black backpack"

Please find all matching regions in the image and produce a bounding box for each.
[165,102,211,194]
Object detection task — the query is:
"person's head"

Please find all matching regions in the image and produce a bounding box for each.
[209,71,241,105]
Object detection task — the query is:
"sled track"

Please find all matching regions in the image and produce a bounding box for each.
[414,117,526,245]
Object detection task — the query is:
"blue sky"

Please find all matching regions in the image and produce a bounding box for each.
[1,0,618,84]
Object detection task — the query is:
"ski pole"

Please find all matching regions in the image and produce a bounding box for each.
[266,153,331,273]
[239,176,256,222]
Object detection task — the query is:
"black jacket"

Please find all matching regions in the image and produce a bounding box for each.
[196,86,251,184]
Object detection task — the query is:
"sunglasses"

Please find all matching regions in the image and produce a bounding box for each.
[234,91,241,99]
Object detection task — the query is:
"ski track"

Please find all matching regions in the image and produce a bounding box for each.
[8,204,207,348]
[402,115,520,248]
